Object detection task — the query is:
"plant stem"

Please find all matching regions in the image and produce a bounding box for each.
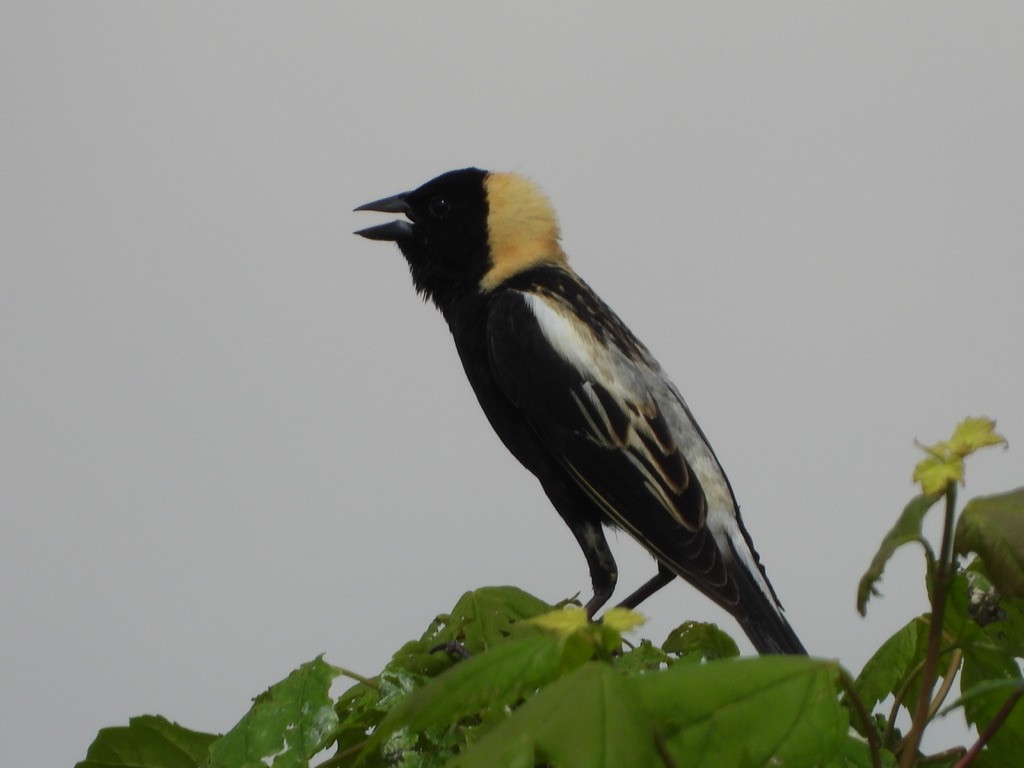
[927,650,963,720]
[840,669,883,768]
[653,727,681,768]
[315,740,366,768]
[952,686,1024,768]
[898,484,958,768]
[887,648,928,745]
[335,666,379,690]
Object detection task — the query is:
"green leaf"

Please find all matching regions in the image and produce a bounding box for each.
[76,715,217,768]
[958,610,1024,768]
[858,494,941,615]
[364,632,593,761]
[825,736,897,768]
[961,642,1024,736]
[955,489,1024,599]
[983,593,1024,659]
[859,588,965,718]
[941,571,979,645]
[206,656,341,768]
[381,587,555,683]
[447,586,555,651]
[333,587,561,766]
[942,679,1024,717]
[445,662,659,768]
[614,638,672,674]
[967,696,1024,768]
[445,658,847,768]
[854,618,927,710]
[334,674,383,743]
[636,656,848,768]
[662,621,740,662]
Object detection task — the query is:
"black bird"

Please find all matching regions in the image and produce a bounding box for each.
[355,168,805,654]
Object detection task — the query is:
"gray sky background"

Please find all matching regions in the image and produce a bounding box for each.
[3,4,1023,766]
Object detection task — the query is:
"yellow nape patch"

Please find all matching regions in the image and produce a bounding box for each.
[480,172,567,291]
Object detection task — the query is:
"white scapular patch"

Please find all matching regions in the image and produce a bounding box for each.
[523,292,605,374]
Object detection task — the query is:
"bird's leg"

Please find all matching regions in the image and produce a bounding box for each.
[542,479,618,618]
[616,563,675,610]
[569,518,618,619]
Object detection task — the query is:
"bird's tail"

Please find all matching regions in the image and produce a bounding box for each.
[728,540,806,655]
[738,598,806,655]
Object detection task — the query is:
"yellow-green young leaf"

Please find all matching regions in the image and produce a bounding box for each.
[857,494,941,615]
[912,417,1007,495]
[76,716,217,768]
[600,607,645,633]
[955,489,1024,599]
[913,453,963,495]
[947,417,1008,457]
[527,606,589,635]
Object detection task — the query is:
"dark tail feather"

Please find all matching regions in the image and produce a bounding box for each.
[733,562,807,655]
[740,609,806,655]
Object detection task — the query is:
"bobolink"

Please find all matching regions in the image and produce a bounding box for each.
[355,168,805,654]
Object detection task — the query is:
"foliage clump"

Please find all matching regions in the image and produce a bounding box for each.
[77,418,1024,768]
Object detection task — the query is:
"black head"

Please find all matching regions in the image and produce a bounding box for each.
[356,168,567,313]
[355,168,491,308]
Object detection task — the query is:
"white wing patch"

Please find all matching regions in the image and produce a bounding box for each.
[523,292,615,380]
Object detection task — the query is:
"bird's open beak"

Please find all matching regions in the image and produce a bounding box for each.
[354,192,415,241]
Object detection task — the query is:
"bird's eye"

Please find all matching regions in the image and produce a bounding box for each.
[428,196,451,219]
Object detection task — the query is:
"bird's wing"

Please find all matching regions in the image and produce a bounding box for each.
[486,285,737,595]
